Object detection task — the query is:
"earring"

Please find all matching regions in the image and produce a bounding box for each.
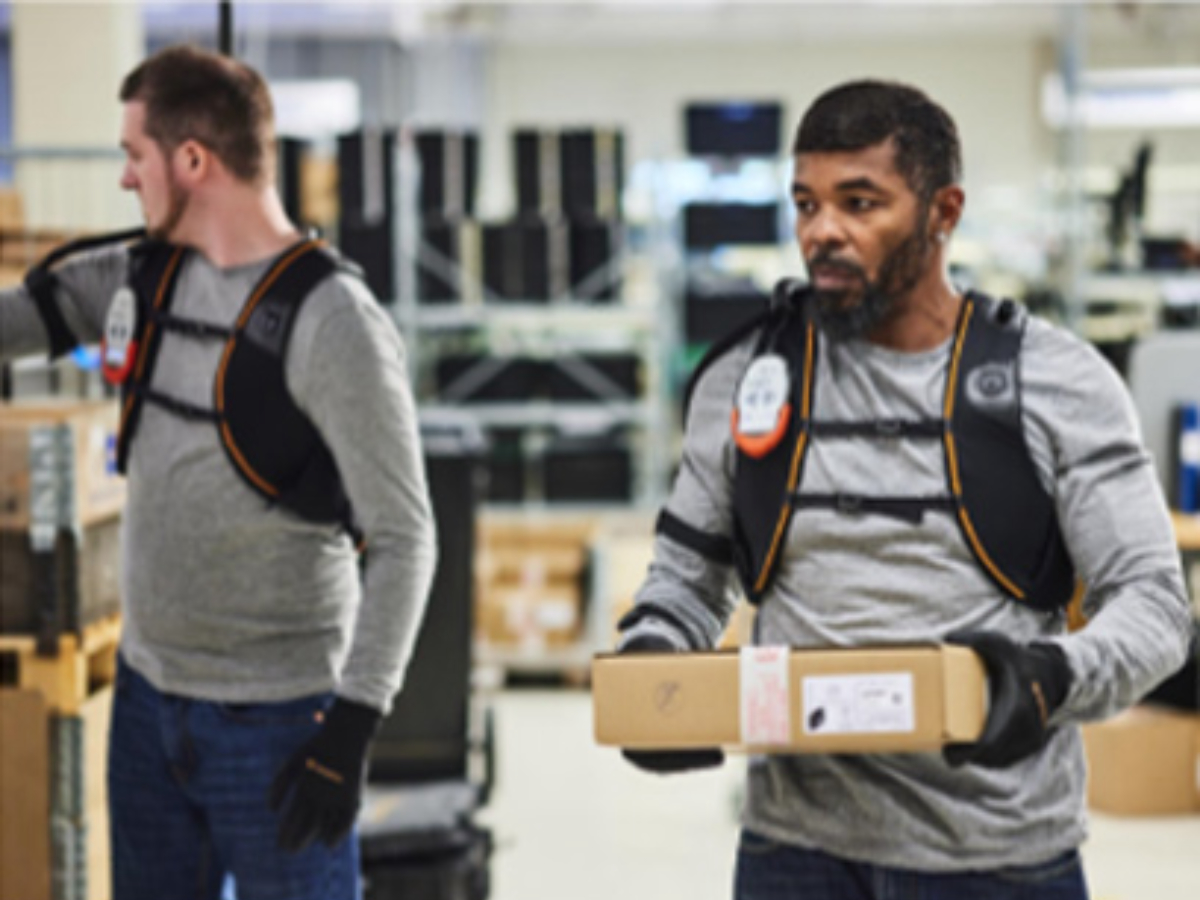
[936,232,948,244]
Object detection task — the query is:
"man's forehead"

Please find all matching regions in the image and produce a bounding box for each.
[793,140,902,184]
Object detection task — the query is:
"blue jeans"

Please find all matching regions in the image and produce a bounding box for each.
[108,656,360,900]
[734,830,1089,900]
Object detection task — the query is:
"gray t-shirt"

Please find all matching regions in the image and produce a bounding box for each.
[1,243,437,713]
[623,306,1191,871]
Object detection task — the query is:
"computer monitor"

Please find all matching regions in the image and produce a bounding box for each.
[685,101,783,157]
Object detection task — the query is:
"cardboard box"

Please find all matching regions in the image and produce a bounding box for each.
[478,584,583,649]
[0,400,125,531]
[592,644,986,753]
[1082,705,1200,816]
[0,685,112,900]
[0,514,122,635]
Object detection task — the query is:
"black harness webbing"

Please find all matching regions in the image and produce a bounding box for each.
[807,419,944,439]
[150,311,235,341]
[116,243,188,472]
[655,509,735,566]
[791,493,959,525]
[135,386,221,423]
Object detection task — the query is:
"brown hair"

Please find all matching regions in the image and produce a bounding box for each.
[120,44,274,185]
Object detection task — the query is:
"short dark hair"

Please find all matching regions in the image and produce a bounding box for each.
[792,80,961,201]
[120,44,274,185]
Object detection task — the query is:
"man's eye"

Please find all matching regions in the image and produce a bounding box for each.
[848,198,877,213]
[794,200,816,216]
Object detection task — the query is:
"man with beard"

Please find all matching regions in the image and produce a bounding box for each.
[0,45,436,898]
[615,80,1189,899]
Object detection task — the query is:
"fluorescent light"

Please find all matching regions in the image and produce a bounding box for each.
[1043,68,1200,129]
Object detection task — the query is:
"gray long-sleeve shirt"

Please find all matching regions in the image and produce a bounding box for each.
[1,243,437,713]
[623,306,1191,872]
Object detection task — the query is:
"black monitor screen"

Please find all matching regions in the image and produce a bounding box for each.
[685,102,783,157]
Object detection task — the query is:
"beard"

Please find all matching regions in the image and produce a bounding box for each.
[146,176,189,242]
[807,220,932,342]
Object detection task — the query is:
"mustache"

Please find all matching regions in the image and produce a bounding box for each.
[806,251,865,278]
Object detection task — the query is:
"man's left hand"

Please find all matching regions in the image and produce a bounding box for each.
[268,697,382,852]
[943,630,1071,769]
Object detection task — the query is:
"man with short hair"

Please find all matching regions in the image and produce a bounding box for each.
[0,44,437,899]
[616,80,1190,899]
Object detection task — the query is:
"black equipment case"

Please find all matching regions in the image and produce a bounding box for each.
[361,416,494,899]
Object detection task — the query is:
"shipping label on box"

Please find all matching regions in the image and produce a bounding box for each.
[802,672,916,736]
[592,644,986,754]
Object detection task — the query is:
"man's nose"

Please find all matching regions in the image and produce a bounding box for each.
[800,207,847,248]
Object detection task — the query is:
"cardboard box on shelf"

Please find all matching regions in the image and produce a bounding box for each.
[478,515,600,555]
[0,514,122,635]
[592,644,986,754]
[474,511,596,653]
[477,583,583,649]
[478,545,588,588]
[0,399,126,531]
[1082,705,1200,816]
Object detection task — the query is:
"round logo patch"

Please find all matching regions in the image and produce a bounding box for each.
[965,362,1016,409]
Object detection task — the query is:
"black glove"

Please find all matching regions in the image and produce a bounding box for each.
[943,630,1071,769]
[268,697,382,852]
[618,633,725,775]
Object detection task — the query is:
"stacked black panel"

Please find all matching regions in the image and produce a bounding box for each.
[415,131,481,304]
[488,127,624,303]
[680,101,784,346]
[431,353,642,505]
[338,130,398,301]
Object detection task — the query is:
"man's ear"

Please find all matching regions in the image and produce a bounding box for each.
[173,139,210,186]
[929,184,965,241]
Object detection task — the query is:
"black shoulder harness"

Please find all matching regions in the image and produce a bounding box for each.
[20,229,361,541]
[658,283,1076,613]
[116,237,362,544]
[23,227,147,358]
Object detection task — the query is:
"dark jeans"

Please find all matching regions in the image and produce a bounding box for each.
[108,656,360,900]
[734,830,1089,900]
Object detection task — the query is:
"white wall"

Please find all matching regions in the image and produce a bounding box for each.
[480,36,1049,222]
[11,1,143,230]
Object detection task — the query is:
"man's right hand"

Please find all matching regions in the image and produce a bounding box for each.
[618,633,725,775]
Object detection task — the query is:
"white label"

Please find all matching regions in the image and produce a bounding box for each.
[739,646,791,745]
[1181,430,1200,465]
[103,286,137,368]
[802,672,915,735]
[736,355,790,435]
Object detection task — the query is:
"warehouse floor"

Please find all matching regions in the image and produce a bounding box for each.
[478,687,1200,900]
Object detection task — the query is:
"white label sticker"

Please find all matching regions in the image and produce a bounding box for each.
[736,355,790,435]
[802,672,915,735]
[739,646,791,745]
[1181,430,1200,465]
[103,286,137,369]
